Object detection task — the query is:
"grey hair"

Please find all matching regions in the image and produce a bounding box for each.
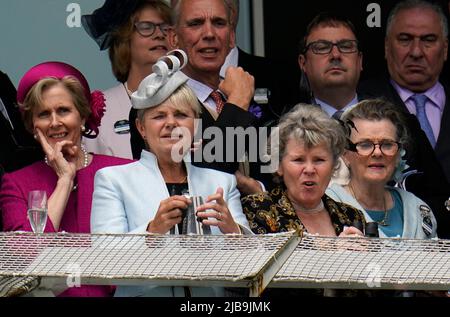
[386,0,448,38]
[269,104,347,183]
[341,99,410,151]
[172,0,232,26]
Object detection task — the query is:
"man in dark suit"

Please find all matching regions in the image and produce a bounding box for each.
[130,0,267,194]
[297,13,363,116]
[0,70,42,176]
[220,0,300,127]
[359,0,450,237]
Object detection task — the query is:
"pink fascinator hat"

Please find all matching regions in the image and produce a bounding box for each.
[17,61,106,139]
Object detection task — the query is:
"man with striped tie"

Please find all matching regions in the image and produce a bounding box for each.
[129,0,267,195]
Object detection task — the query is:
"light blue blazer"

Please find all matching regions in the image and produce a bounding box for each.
[326,183,437,239]
[91,150,250,297]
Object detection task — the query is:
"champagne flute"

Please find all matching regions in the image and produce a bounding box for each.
[27,190,48,234]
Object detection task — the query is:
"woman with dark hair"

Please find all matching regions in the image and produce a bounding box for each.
[326,99,437,238]
[0,61,132,296]
[82,0,172,158]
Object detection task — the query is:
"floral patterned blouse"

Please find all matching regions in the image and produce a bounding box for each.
[242,186,365,236]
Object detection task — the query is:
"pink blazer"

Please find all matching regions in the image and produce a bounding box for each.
[0,154,133,296]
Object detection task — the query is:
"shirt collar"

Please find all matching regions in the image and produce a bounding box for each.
[220,46,239,78]
[186,77,226,102]
[390,79,445,111]
[314,94,359,117]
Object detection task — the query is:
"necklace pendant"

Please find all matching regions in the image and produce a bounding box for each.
[378,219,388,226]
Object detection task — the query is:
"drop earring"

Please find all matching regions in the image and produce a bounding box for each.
[81,125,86,132]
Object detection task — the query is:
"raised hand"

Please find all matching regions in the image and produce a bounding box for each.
[196,187,241,234]
[35,128,77,180]
[219,66,255,111]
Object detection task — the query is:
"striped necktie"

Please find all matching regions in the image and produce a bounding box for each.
[210,91,225,114]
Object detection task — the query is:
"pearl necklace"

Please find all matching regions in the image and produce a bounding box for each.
[44,145,89,169]
[291,200,325,214]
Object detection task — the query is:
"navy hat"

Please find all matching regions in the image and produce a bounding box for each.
[82,0,142,50]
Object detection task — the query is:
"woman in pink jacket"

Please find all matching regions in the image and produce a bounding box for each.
[0,61,132,296]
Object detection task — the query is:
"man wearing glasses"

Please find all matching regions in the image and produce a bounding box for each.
[298,12,363,118]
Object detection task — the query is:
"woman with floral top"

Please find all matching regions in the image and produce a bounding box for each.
[242,104,364,237]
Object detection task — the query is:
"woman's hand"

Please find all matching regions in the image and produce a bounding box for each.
[36,128,77,181]
[147,195,191,234]
[339,226,364,238]
[196,188,241,234]
[35,128,81,231]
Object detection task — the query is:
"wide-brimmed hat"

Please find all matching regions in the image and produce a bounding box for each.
[81,0,142,50]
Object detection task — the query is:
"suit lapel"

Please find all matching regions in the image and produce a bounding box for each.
[435,84,450,152]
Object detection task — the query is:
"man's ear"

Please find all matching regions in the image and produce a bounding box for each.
[298,54,306,72]
[168,28,179,49]
[229,29,236,50]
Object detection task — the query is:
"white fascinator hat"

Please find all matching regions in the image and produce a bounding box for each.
[131,49,189,109]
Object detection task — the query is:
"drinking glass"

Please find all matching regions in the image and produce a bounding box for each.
[27,190,48,234]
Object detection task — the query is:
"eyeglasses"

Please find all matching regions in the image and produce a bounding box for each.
[134,21,171,37]
[348,140,401,156]
[304,40,358,55]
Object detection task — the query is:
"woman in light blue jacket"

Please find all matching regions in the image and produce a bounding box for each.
[326,99,437,239]
[91,50,250,296]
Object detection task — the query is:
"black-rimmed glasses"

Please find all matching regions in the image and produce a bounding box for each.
[134,21,170,37]
[347,140,401,156]
[304,39,358,55]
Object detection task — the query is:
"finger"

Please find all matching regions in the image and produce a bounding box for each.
[196,209,221,220]
[345,226,364,236]
[63,144,77,157]
[36,128,54,155]
[196,201,222,213]
[165,208,183,221]
[161,195,191,206]
[161,199,190,214]
[206,187,224,203]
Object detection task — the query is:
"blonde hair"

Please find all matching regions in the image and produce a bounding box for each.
[137,83,201,122]
[21,77,90,133]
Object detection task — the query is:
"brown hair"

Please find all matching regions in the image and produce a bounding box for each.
[299,12,359,54]
[21,77,90,133]
[109,0,172,83]
[342,99,410,151]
